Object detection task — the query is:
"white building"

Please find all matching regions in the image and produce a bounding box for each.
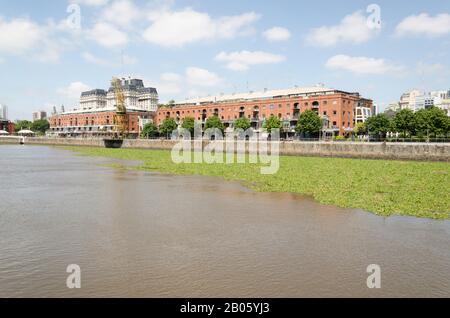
[0,104,7,120]
[399,89,449,115]
[80,90,107,110]
[79,78,158,112]
[386,102,401,112]
[354,100,373,123]
[399,89,424,111]
[438,99,450,116]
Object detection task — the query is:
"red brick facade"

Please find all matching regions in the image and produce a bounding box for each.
[157,92,373,136]
[49,110,154,136]
[0,120,14,134]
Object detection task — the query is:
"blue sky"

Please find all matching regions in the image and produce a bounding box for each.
[1,0,449,120]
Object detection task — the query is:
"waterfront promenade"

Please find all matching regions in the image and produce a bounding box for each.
[1,136,449,162]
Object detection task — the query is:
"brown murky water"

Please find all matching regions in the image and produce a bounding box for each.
[0,145,449,298]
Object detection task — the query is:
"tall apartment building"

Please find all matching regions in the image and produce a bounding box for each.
[32,111,47,122]
[0,104,14,134]
[399,89,450,115]
[157,85,373,137]
[0,104,7,120]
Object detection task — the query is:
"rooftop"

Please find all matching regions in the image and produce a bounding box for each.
[55,106,151,115]
[175,85,359,105]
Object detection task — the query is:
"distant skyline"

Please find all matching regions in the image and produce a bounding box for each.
[1,0,450,120]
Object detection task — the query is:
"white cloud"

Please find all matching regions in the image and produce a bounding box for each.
[101,0,140,27]
[416,61,446,75]
[122,54,138,65]
[215,50,286,71]
[306,11,376,47]
[144,67,221,99]
[395,13,450,37]
[0,18,45,55]
[81,52,110,66]
[0,17,66,62]
[216,12,260,38]
[58,82,91,100]
[186,67,221,86]
[82,51,137,66]
[143,9,212,47]
[160,72,182,82]
[88,22,128,47]
[143,8,259,47]
[151,72,183,95]
[70,0,110,6]
[263,27,291,41]
[325,55,403,75]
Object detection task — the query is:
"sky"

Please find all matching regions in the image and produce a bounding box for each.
[0,0,450,120]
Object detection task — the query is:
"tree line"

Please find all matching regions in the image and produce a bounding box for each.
[141,110,324,139]
[14,119,50,135]
[354,107,450,139]
[142,107,449,140]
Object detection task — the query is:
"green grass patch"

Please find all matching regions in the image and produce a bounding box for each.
[63,146,450,220]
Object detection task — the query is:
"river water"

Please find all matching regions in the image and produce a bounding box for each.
[0,145,449,298]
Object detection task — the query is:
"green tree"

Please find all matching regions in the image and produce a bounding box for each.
[204,116,224,133]
[414,107,450,137]
[31,119,50,135]
[14,120,32,132]
[353,122,368,136]
[263,115,282,133]
[414,109,431,137]
[392,109,415,137]
[159,118,178,138]
[427,107,450,136]
[233,117,251,131]
[141,122,159,138]
[384,109,397,120]
[181,117,196,136]
[365,113,391,139]
[295,110,322,136]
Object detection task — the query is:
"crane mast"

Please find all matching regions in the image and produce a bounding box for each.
[111,77,128,139]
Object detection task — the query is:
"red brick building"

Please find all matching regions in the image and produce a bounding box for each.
[49,109,154,137]
[156,86,373,137]
[0,120,14,134]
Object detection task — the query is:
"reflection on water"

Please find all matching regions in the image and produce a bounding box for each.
[0,145,449,298]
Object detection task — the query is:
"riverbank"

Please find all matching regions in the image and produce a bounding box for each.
[1,136,449,161]
[63,146,450,220]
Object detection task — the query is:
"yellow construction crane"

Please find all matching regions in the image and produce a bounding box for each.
[111,77,128,139]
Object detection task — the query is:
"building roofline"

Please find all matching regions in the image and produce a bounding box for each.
[172,86,368,107]
[52,107,155,116]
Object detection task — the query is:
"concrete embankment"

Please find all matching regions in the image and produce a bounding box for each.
[1,136,449,162]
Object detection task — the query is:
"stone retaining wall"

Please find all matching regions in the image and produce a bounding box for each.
[1,137,449,161]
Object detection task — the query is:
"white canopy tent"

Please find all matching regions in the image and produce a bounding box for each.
[17,130,35,136]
